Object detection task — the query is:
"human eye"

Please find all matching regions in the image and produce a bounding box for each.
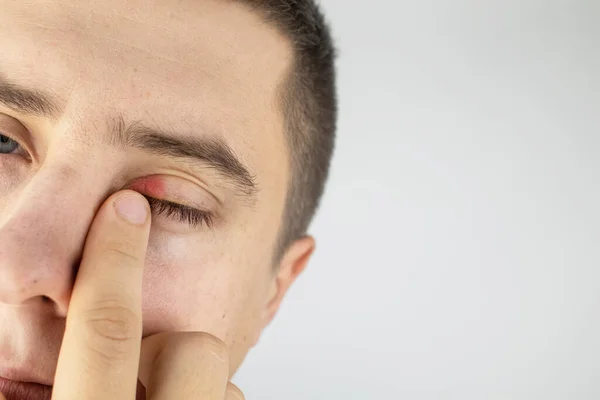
[145,195,215,229]
[0,133,22,155]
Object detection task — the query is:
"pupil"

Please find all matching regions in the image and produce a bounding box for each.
[0,136,8,143]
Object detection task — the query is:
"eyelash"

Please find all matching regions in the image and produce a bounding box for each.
[144,195,214,229]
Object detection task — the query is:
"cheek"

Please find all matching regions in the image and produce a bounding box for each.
[0,157,29,198]
[139,230,265,346]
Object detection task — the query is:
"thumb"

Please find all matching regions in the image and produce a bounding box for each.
[139,332,229,399]
[0,391,5,400]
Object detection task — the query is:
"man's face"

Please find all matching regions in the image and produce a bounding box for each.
[0,0,304,385]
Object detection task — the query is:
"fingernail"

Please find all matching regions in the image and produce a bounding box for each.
[115,193,148,225]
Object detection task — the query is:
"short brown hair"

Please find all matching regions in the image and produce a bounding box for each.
[233,0,338,261]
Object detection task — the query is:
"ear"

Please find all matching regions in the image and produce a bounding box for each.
[255,236,315,344]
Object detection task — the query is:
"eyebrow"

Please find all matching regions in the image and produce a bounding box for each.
[0,75,62,120]
[0,76,257,198]
[111,117,257,197]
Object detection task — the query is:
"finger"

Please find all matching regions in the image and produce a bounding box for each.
[53,191,151,400]
[139,332,229,400]
[0,391,5,400]
[226,382,245,400]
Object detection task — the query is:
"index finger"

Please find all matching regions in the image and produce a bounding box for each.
[52,191,151,400]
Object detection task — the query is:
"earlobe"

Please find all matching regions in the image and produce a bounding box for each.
[253,236,315,345]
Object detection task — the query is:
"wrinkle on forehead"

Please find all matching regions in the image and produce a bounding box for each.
[4,0,293,124]
[9,0,291,75]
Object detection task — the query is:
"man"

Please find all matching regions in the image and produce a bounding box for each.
[0,0,336,398]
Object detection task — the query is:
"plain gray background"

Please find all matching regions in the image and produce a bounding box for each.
[234,1,600,399]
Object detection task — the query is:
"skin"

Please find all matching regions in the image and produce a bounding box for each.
[3,190,245,399]
[0,0,315,396]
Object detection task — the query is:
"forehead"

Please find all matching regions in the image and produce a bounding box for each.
[1,0,291,191]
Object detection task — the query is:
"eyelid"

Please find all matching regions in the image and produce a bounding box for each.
[129,174,220,214]
[0,130,18,143]
[144,195,215,229]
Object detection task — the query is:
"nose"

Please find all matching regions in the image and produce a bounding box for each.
[0,164,100,316]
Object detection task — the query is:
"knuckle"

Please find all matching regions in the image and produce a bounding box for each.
[227,382,245,400]
[190,332,229,360]
[104,244,142,265]
[166,332,229,363]
[80,301,141,360]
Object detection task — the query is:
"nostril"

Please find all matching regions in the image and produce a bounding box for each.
[41,295,52,303]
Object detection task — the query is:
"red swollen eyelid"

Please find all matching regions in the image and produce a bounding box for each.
[129,176,166,198]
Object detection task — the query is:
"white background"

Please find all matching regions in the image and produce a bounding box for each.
[235,1,600,399]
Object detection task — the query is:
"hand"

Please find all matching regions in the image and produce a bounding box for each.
[0,191,244,400]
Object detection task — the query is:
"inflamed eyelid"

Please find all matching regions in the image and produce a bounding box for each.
[126,175,218,228]
[129,176,167,198]
[128,174,220,210]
